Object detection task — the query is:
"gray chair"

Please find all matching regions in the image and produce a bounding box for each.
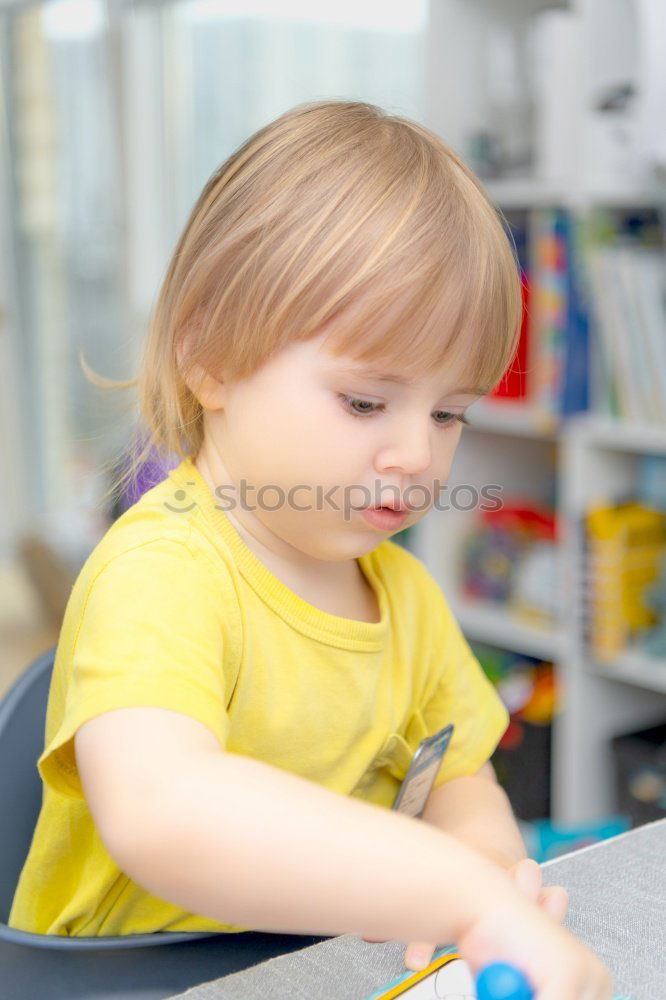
[0,648,329,1000]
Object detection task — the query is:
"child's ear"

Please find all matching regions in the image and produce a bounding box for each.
[176,335,226,411]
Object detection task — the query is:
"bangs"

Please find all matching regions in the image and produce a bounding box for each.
[317,209,523,396]
[308,167,522,394]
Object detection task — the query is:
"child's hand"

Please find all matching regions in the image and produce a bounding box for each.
[508,857,569,924]
[458,894,613,999]
[360,930,437,972]
[367,858,569,973]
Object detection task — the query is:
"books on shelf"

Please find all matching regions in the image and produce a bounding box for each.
[585,243,666,422]
[490,207,591,427]
[491,212,529,401]
[488,205,665,431]
[490,269,529,401]
[528,208,568,420]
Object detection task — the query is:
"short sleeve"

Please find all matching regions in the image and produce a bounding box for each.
[420,596,509,789]
[39,538,241,799]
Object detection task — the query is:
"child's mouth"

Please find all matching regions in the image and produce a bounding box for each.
[360,506,408,531]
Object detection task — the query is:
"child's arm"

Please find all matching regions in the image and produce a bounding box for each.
[75,707,612,999]
[421,764,569,920]
[421,762,527,870]
[400,761,568,973]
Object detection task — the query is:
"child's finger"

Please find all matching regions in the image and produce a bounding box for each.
[509,857,543,901]
[538,884,569,923]
[404,941,437,972]
[362,934,388,943]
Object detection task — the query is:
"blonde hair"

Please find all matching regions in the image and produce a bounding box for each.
[87,99,523,510]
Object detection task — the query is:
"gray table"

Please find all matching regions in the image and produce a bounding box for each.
[168,818,665,1000]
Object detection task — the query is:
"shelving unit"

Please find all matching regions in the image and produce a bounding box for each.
[452,597,563,663]
[557,415,666,820]
[466,399,558,440]
[588,648,666,697]
[418,0,666,825]
[413,411,666,824]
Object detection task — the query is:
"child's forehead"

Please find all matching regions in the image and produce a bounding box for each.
[313,329,488,398]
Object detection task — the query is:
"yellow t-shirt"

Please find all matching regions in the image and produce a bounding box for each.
[9,456,508,937]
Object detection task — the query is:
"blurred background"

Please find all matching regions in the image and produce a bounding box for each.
[1,0,666,856]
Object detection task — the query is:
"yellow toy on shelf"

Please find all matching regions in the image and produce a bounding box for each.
[585,502,666,662]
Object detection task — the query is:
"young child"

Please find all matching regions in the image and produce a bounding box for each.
[10,100,612,998]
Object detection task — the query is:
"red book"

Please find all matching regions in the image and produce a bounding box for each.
[490,270,530,399]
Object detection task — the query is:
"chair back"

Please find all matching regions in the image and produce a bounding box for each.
[0,648,55,922]
[0,646,328,987]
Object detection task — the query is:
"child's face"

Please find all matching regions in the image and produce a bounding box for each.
[198,329,482,564]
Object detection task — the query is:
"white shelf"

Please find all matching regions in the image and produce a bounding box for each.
[453,598,562,662]
[467,409,666,452]
[575,180,666,210]
[485,177,666,211]
[566,415,666,456]
[484,177,566,210]
[588,647,666,695]
[466,400,558,440]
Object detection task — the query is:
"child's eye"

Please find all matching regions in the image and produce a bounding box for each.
[339,394,384,417]
[339,395,469,428]
[434,410,470,428]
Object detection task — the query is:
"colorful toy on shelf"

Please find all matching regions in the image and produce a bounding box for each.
[612,721,666,825]
[471,644,559,822]
[518,666,558,726]
[462,522,519,603]
[511,540,562,628]
[520,816,630,864]
[471,644,559,727]
[637,454,666,513]
[585,501,666,662]
[461,503,560,627]
[637,551,666,657]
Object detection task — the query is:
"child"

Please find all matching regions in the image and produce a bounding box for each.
[10,100,612,998]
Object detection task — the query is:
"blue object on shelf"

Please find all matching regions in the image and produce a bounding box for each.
[521,816,631,863]
[477,962,534,1000]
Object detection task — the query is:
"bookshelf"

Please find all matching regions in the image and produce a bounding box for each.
[556,417,666,820]
[416,0,666,825]
[413,399,666,828]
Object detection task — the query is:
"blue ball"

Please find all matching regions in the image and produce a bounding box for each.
[476,962,534,1000]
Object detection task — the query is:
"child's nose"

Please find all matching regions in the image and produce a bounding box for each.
[375,417,433,476]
